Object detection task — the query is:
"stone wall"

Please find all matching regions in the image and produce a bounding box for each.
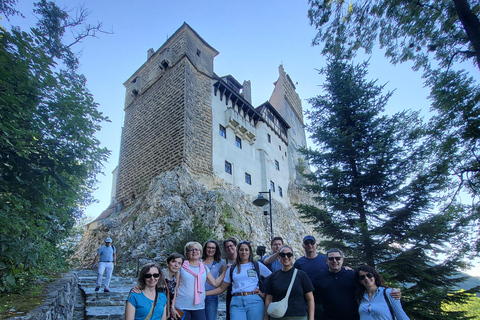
[115,24,217,208]
[6,272,78,320]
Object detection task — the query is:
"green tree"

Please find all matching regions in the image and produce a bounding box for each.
[307,0,480,251]
[443,290,480,319]
[298,56,478,319]
[0,1,110,292]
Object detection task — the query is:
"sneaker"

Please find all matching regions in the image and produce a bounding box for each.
[95,286,100,291]
[104,288,110,292]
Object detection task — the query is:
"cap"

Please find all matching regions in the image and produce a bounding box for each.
[303,235,315,243]
[105,238,112,243]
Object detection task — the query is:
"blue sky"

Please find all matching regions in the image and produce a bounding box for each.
[4,1,478,275]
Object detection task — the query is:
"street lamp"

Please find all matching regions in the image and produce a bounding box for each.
[253,190,273,240]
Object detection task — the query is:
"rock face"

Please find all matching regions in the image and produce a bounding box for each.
[73,167,318,276]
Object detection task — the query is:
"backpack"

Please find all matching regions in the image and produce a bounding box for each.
[229,260,268,293]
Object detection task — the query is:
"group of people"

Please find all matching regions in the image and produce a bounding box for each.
[94,236,409,320]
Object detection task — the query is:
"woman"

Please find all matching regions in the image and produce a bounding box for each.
[171,241,225,320]
[264,246,314,320]
[163,253,184,319]
[201,240,226,320]
[126,263,168,320]
[356,265,409,320]
[207,241,272,320]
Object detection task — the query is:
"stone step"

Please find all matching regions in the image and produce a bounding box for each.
[86,306,124,319]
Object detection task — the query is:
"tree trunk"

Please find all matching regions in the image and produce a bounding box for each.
[453,0,480,70]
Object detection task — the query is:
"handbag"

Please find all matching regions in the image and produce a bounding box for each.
[267,268,298,318]
[383,288,397,320]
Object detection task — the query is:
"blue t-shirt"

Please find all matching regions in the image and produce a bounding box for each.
[98,245,115,262]
[127,291,167,320]
[261,254,282,273]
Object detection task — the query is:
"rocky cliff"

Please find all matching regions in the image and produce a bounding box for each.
[73,167,319,276]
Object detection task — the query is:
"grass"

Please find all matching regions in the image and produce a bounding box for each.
[0,276,57,320]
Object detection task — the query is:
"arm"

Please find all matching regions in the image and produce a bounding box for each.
[125,300,136,320]
[113,251,117,266]
[305,291,315,320]
[388,290,409,320]
[206,269,226,287]
[91,254,99,268]
[170,272,181,319]
[206,280,229,296]
[263,252,279,265]
[264,294,273,320]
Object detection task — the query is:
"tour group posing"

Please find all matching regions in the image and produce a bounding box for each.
[93,236,409,320]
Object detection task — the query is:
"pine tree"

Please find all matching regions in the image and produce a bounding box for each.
[297,57,478,319]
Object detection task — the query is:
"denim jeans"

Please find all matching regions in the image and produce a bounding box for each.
[205,295,219,320]
[184,309,206,320]
[230,294,264,320]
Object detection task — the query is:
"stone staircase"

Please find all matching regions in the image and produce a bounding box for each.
[74,269,226,320]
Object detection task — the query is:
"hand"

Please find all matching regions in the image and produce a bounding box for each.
[130,286,141,294]
[171,307,179,320]
[390,288,401,300]
[254,288,264,299]
[344,266,353,271]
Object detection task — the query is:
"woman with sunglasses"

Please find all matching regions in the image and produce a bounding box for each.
[126,263,168,320]
[201,240,226,320]
[171,241,226,320]
[206,241,272,320]
[356,265,409,320]
[264,246,314,320]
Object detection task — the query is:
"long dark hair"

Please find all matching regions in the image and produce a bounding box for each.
[202,239,222,262]
[138,263,166,291]
[235,241,254,273]
[355,265,388,301]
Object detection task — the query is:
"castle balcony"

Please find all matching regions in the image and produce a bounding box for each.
[225,108,257,144]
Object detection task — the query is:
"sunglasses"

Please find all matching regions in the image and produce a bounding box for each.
[239,241,251,245]
[358,273,374,281]
[304,241,315,246]
[144,273,160,279]
[279,252,293,258]
[327,257,342,262]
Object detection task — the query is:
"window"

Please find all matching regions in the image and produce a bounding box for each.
[275,160,280,171]
[196,49,201,57]
[235,136,242,149]
[279,145,281,151]
[225,161,232,174]
[270,181,275,192]
[279,186,283,197]
[245,172,251,185]
[219,124,226,138]
[267,134,271,143]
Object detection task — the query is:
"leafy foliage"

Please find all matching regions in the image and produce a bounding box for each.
[298,57,478,319]
[307,0,480,251]
[0,1,110,292]
[442,289,480,319]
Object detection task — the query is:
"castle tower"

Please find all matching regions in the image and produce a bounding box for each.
[115,23,219,207]
[269,65,308,182]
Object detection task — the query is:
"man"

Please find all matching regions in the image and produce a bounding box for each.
[222,238,237,320]
[313,248,401,320]
[261,236,283,272]
[92,237,116,292]
[294,235,328,320]
[313,248,359,320]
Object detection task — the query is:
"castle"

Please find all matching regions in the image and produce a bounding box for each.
[113,23,308,209]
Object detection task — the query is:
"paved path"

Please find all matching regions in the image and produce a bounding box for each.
[74,269,226,320]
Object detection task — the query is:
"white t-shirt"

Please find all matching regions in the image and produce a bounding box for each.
[175,264,210,310]
[224,262,271,294]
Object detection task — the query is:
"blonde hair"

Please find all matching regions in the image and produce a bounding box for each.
[184,241,202,259]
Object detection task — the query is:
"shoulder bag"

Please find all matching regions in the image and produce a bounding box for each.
[144,291,159,320]
[267,268,297,318]
[383,287,397,320]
